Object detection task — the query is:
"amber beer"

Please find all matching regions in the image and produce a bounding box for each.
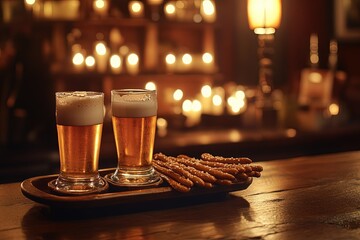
[108,89,160,186]
[57,124,102,177]
[51,91,107,194]
[112,116,156,168]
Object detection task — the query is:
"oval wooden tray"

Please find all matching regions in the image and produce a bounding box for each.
[21,168,253,209]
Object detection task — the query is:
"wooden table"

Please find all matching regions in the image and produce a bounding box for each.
[1,151,360,239]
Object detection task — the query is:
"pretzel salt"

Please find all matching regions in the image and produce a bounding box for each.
[178,154,244,174]
[201,153,252,164]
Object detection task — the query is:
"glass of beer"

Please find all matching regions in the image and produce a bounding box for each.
[49,91,108,194]
[105,89,161,186]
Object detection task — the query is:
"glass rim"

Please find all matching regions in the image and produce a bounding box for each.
[111,89,156,95]
[56,91,104,97]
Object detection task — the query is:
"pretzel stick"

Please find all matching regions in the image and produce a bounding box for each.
[242,165,253,173]
[249,165,264,172]
[154,152,263,192]
[154,160,206,187]
[180,155,244,174]
[201,153,252,164]
[246,171,262,178]
[200,161,245,173]
[153,162,193,187]
[158,173,191,192]
[154,153,217,183]
[203,182,214,188]
[212,167,238,175]
[181,165,216,185]
[235,172,249,181]
[174,156,236,181]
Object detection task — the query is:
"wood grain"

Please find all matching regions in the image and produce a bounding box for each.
[1,151,360,239]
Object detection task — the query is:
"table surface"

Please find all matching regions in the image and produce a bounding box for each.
[1,151,360,240]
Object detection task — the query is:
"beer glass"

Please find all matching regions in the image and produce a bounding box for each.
[105,89,161,186]
[49,91,108,194]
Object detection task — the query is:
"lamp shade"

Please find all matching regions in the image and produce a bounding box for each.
[247,0,282,34]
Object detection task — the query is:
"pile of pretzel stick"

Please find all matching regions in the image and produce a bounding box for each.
[153,152,263,192]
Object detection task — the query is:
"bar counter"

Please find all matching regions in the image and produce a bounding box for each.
[1,151,360,239]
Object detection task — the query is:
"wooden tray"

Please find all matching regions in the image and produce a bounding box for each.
[21,168,253,209]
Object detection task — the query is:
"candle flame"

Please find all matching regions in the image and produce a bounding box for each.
[127,53,139,65]
[72,53,84,65]
[145,81,156,90]
[182,53,192,65]
[201,85,212,98]
[95,42,107,55]
[85,56,95,67]
[166,53,176,65]
[173,89,183,101]
[110,54,121,68]
[165,3,176,14]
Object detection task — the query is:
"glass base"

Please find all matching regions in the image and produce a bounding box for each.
[48,174,108,195]
[105,166,162,187]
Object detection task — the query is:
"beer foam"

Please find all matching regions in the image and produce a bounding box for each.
[112,93,157,118]
[56,92,104,126]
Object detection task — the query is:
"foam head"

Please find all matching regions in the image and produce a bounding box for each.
[56,91,104,126]
[111,89,157,118]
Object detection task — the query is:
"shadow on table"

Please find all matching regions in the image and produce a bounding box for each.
[21,194,253,239]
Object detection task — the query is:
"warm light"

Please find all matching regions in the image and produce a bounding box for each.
[182,53,193,65]
[229,130,242,142]
[127,53,139,65]
[157,118,168,128]
[212,94,222,106]
[95,42,107,55]
[227,88,247,115]
[119,45,130,56]
[228,96,245,114]
[110,54,121,68]
[201,85,212,98]
[227,96,236,106]
[310,34,319,66]
[193,14,203,23]
[310,54,319,65]
[192,100,202,112]
[202,0,215,16]
[165,54,176,65]
[130,1,143,13]
[94,0,105,9]
[329,103,340,116]
[72,53,84,65]
[93,0,108,16]
[176,1,184,9]
[165,2,176,15]
[286,128,297,138]
[85,56,95,67]
[126,53,139,75]
[182,99,192,113]
[25,0,36,5]
[200,0,216,22]
[247,0,282,34]
[202,52,213,64]
[148,0,163,5]
[173,89,183,101]
[157,117,168,137]
[309,72,322,83]
[145,82,156,90]
[235,90,246,99]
